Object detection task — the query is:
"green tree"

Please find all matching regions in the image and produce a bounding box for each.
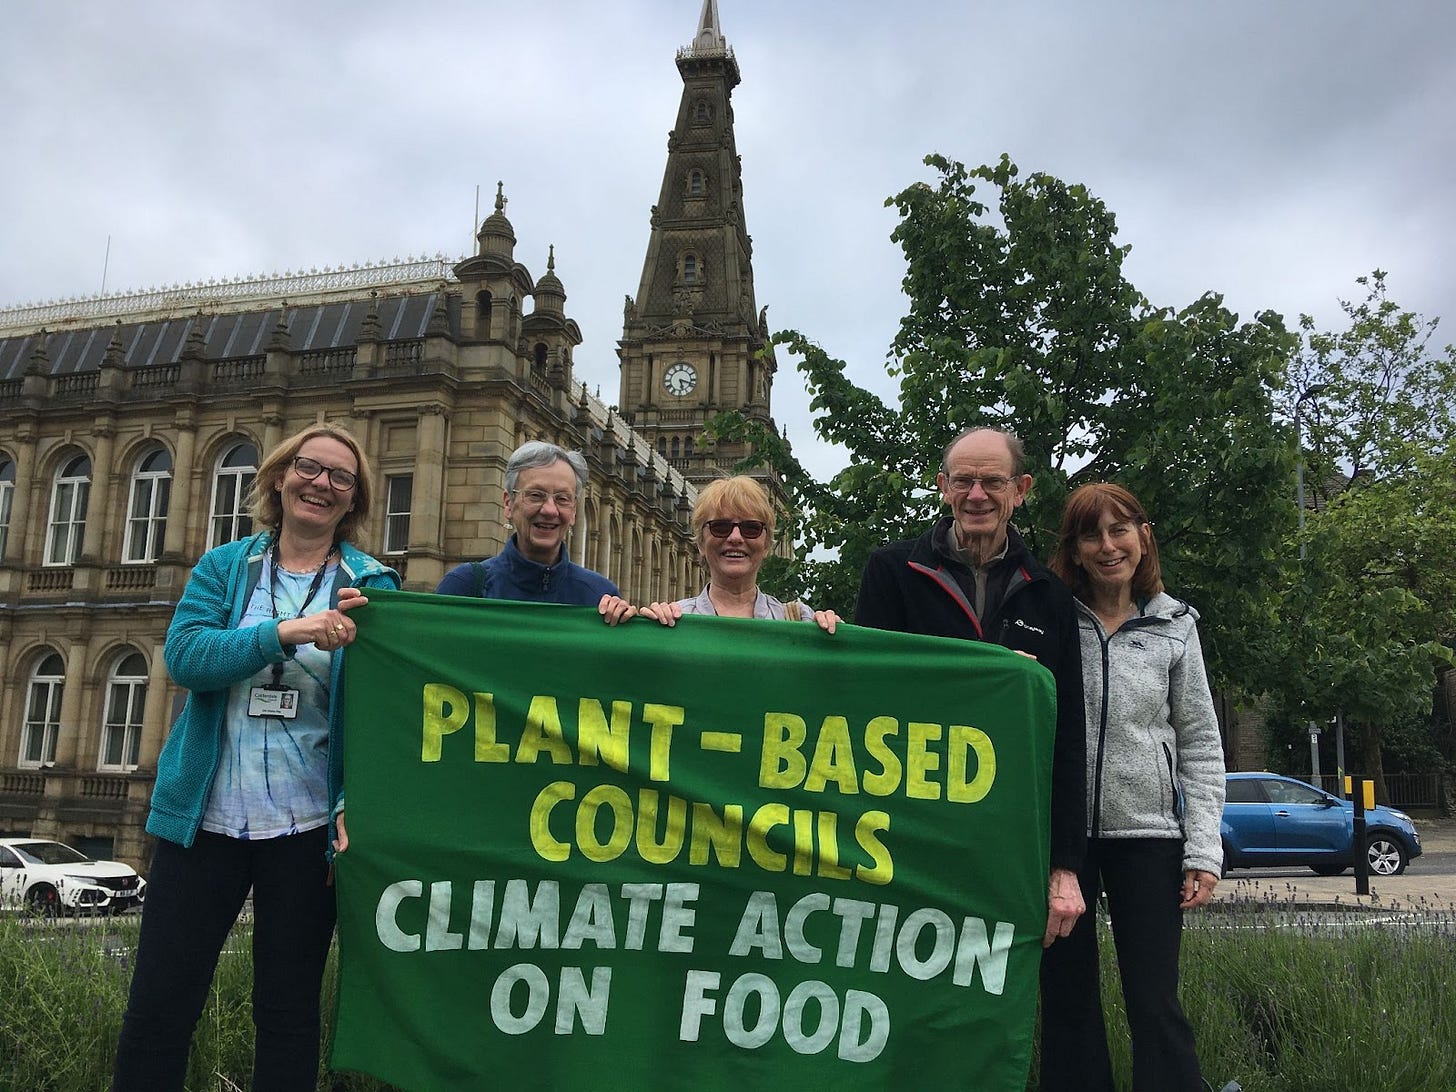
[716,154,1294,693]
[1268,275,1456,796]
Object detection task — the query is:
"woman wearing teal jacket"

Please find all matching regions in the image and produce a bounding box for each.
[113,423,398,1092]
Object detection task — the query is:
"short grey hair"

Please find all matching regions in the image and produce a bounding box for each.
[940,427,1027,477]
[505,441,589,495]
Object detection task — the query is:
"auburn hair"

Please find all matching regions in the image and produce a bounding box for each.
[1049,482,1163,601]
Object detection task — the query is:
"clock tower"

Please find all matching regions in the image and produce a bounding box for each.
[618,0,777,486]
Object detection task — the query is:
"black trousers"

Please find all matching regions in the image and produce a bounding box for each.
[112,826,337,1092]
[1038,837,1203,1092]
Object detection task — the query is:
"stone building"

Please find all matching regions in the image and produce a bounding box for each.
[0,1,781,870]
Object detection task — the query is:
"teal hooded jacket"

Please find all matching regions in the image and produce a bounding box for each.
[147,531,399,849]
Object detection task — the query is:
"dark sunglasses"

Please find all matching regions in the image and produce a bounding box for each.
[704,519,766,540]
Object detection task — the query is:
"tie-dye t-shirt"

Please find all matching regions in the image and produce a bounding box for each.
[200,557,336,840]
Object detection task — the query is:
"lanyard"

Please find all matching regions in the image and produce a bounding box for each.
[268,541,336,621]
[267,541,337,686]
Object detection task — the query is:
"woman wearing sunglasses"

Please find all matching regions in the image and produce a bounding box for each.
[641,476,837,631]
[114,423,398,1091]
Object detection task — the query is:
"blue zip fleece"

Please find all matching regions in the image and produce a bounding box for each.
[1076,592,1226,876]
[435,535,618,604]
[147,532,399,849]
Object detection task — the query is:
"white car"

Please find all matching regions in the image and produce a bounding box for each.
[0,838,146,914]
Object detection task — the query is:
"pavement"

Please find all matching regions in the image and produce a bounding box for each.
[1209,817,1456,913]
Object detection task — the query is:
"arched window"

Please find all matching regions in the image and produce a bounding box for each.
[476,290,493,336]
[693,100,712,124]
[208,441,258,548]
[687,169,706,197]
[124,445,172,563]
[682,253,699,284]
[21,652,64,768]
[0,455,14,561]
[533,343,548,372]
[100,650,148,771]
[671,436,681,459]
[684,435,696,457]
[45,453,90,566]
[657,437,667,458]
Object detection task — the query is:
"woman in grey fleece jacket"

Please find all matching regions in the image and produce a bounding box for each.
[1038,483,1226,1092]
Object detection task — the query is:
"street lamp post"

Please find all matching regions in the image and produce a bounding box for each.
[1293,385,1328,561]
[1294,384,1333,788]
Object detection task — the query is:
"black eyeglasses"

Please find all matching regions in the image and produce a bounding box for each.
[946,475,1014,496]
[291,456,358,490]
[704,519,766,540]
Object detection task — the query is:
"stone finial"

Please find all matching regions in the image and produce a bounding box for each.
[427,291,451,337]
[25,329,49,376]
[267,303,291,351]
[181,313,207,361]
[103,320,127,370]
[358,290,382,343]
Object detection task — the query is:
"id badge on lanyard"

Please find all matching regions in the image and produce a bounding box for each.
[250,542,333,720]
[248,682,300,719]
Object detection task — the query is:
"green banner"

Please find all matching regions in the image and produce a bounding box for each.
[333,590,1054,1090]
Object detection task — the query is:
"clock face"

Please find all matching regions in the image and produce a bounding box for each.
[663,362,698,396]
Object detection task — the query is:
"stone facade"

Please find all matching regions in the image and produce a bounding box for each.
[0,8,785,870]
[0,245,701,868]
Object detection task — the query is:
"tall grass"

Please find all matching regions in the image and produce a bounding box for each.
[2,903,1452,1091]
[1176,905,1456,1091]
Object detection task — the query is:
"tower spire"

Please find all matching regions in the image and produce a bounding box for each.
[617,0,776,488]
[692,0,725,53]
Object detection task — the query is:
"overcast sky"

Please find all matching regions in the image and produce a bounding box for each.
[3,1,1452,481]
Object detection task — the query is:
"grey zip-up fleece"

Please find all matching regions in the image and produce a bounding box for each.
[1077,592,1225,876]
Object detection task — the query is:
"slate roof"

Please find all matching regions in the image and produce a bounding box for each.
[0,290,459,381]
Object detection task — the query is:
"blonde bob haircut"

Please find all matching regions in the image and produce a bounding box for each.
[691,475,775,545]
[248,422,374,544]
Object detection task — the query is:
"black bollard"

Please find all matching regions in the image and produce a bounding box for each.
[1352,778,1369,896]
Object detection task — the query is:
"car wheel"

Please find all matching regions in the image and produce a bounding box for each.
[1367,835,1409,876]
[1311,863,1348,876]
[25,884,59,917]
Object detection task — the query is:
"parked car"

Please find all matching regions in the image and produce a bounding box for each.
[0,838,146,914]
[1221,772,1422,877]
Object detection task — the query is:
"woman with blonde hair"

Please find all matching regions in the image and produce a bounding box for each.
[641,475,836,630]
[114,422,398,1091]
[1039,482,1224,1092]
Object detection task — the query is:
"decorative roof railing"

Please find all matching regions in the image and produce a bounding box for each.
[676,42,735,61]
[0,256,462,333]
[572,381,693,504]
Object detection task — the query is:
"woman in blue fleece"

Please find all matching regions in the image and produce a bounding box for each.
[113,423,398,1092]
[1039,483,1225,1092]
[435,440,634,623]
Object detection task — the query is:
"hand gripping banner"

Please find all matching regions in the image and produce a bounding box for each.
[332,590,1054,1090]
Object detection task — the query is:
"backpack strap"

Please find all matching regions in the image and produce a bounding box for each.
[784,599,804,621]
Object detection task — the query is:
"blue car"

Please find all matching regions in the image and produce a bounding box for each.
[1221,772,1422,877]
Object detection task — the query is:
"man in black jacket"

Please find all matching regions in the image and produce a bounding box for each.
[855,427,1086,947]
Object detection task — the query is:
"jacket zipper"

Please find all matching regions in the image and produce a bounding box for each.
[1162,742,1183,821]
[1089,627,1111,835]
